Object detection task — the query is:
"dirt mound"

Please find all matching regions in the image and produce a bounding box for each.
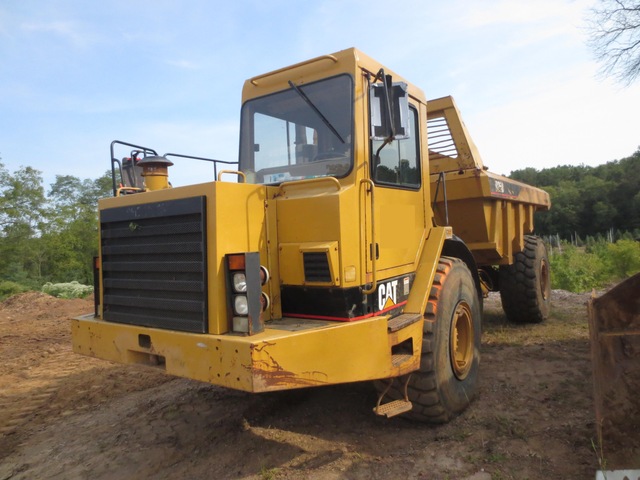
[0,292,93,371]
[0,291,92,319]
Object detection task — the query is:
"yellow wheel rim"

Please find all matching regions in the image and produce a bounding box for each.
[450,301,474,380]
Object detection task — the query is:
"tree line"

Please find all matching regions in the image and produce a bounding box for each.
[1,148,639,295]
[510,148,640,240]
[0,159,111,294]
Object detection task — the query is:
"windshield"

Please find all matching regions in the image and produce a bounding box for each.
[239,74,353,184]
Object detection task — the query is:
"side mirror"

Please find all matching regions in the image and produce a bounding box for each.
[370,71,410,141]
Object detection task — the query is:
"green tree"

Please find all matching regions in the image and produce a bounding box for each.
[510,167,538,186]
[535,183,581,238]
[0,164,46,233]
[0,162,47,284]
[510,148,640,238]
[577,175,616,234]
[42,173,112,284]
[0,160,112,287]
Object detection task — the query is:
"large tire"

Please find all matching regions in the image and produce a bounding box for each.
[375,257,482,423]
[499,235,551,324]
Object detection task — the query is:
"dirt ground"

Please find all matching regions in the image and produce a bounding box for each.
[0,290,623,479]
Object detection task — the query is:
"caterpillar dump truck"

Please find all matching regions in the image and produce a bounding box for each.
[72,48,550,422]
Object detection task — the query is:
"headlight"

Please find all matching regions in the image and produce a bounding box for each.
[233,295,249,315]
[232,272,247,292]
[232,316,249,333]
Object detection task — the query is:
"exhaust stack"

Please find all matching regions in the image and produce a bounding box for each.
[139,155,173,190]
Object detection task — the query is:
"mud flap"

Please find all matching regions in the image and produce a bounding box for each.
[588,273,640,467]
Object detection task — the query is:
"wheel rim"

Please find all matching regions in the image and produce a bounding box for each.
[450,301,474,380]
[540,259,549,301]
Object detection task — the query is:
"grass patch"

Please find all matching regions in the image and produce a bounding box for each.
[0,280,30,301]
[482,293,589,346]
[260,466,279,480]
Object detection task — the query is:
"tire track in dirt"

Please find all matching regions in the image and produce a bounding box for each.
[0,349,93,437]
[1,290,608,478]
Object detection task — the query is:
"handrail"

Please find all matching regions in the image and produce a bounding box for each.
[432,171,449,225]
[276,176,341,196]
[360,179,377,295]
[164,152,237,179]
[110,140,158,196]
[250,55,338,86]
[217,170,246,183]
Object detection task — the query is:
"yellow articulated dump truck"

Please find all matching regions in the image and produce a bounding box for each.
[72,48,550,423]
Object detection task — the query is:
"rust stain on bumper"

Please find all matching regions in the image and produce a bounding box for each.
[248,343,328,391]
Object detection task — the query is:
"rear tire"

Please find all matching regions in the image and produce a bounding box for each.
[375,257,482,423]
[499,235,551,324]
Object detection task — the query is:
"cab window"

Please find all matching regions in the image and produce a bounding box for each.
[239,75,353,184]
[372,106,420,188]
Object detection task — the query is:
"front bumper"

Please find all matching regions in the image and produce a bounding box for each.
[71,314,420,392]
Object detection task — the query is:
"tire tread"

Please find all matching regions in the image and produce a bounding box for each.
[374,257,479,423]
[499,235,550,324]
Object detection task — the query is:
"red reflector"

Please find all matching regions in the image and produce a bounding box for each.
[227,254,246,271]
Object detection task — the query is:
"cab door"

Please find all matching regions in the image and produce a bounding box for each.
[368,104,426,275]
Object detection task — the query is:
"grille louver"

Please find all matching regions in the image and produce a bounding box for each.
[100,196,208,333]
[303,252,332,283]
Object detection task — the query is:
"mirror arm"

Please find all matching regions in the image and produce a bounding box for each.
[374,68,396,140]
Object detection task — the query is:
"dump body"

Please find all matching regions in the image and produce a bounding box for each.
[432,169,550,266]
[427,96,550,266]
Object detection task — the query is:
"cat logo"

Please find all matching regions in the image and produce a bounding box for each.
[378,280,398,311]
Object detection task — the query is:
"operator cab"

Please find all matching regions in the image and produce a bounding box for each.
[238,69,411,186]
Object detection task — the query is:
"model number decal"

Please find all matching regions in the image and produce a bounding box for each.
[490,178,521,199]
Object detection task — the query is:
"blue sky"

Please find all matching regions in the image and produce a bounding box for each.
[1,0,639,189]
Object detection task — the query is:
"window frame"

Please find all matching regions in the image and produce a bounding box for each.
[238,74,355,185]
[370,104,421,190]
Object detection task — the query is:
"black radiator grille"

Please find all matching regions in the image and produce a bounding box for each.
[303,252,332,283]
[100,196,208,333]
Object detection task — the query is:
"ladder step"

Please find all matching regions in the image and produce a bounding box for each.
[391,353,413,367]
[387,313,422,332]
[373,399,413,418]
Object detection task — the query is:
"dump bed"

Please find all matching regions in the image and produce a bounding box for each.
[427,96,550,266]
